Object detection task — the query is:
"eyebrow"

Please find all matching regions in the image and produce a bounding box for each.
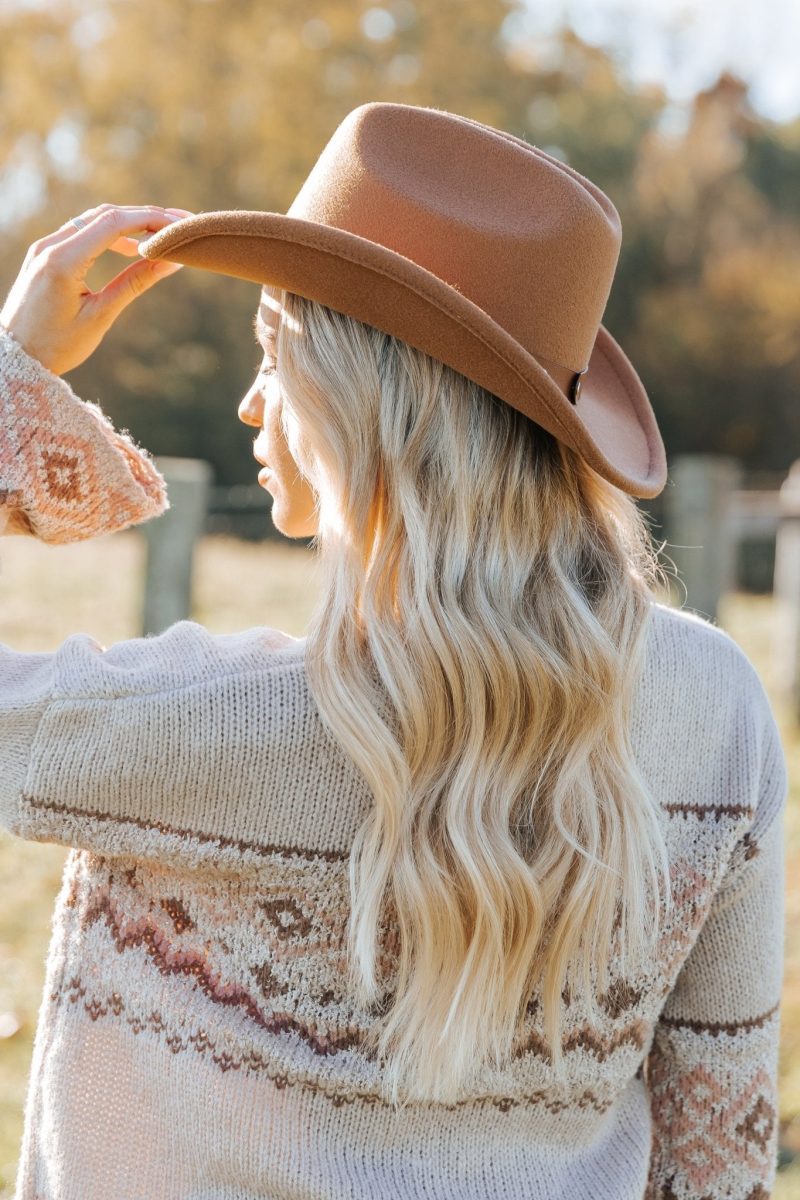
[250,309,275,348]
[252,310,267,346]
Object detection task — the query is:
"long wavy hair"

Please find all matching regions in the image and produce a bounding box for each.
[270,288,673,1107]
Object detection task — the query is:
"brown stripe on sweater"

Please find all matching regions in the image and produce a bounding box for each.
[511,1018,649,1064]
[659,1001,780,1037]
[159,897,196,934]
[654,1183,768,1200]
[76,884,653,1075]
[600,979,643,1018]
[50,974,614,1113]
[22,794,350,862]
[742,832,761,860]
[662,801,756,822]
[75,893,369,1057]
[561,1019,650,1061]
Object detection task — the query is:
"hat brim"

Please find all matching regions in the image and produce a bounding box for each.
[140,211,667,499]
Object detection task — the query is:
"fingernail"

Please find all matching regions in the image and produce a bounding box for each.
[166,208,193,218]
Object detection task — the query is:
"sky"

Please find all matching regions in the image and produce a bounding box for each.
[516,0,800,123]
[2,0,799,123]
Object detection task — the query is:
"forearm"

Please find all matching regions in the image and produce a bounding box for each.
[0,323,168,543]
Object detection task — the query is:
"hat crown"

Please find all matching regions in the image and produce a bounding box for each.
[137,100,667,497]
[288,103,621,372]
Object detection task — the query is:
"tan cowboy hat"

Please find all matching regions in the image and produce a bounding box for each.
[140,101,667,498]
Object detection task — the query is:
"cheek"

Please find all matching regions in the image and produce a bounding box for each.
[282,404,307,470]
[262,388,280,442]
[274,394,315,483]
[262,380,317,489]
[261,386,289,461]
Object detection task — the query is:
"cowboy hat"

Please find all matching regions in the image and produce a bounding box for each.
[139,101,667,498]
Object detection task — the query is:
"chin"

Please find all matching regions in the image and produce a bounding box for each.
[270,506,312,540]
[270,508,290,537]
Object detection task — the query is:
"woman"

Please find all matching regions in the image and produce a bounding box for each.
[0,103,787,1200]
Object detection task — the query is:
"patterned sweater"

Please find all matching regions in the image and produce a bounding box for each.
[0,323,789,1200]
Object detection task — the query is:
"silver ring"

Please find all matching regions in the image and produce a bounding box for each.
[70,216,87,231]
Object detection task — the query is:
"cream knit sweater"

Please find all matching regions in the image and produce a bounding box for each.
[0,324,788,1200]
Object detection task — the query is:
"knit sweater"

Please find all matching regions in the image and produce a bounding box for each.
[0,323,788,1200]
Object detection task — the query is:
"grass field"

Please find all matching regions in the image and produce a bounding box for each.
[0,529,798,1197]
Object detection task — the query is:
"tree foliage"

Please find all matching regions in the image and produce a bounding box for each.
[1,1,798,485]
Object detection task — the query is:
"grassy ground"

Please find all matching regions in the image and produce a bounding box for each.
[0,530,798,1196]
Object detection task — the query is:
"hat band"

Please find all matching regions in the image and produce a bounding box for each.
[533,350,588,406]
[569,368,587,405]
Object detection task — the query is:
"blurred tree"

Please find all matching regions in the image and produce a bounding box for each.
[0,2,799,487]
[623,75,800,465]
[1,0,522,484]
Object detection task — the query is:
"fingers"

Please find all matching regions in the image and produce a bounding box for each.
[64,207,193,272]
[37,204,177,248]
[36,205,194,273]
[35,203,130,248]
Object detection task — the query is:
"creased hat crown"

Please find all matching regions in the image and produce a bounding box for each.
[289,103,621,373]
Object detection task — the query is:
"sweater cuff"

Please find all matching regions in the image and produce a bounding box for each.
[0,324,169,544]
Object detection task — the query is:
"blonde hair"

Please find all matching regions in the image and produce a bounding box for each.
[272,289,673,1107]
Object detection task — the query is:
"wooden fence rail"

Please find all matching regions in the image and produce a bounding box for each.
[141,453,800,713]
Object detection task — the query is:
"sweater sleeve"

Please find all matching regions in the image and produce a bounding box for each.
[0,325,303,870]
[0,322,168,542]
[644,686,788,1200]
[0,321,175,835]
[0,618,302,870]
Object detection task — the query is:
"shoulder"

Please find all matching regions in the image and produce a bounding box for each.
[641,602,787,832]
[644,600,771,708]
[50,619,307,700]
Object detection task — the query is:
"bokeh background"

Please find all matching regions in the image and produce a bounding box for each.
[1,0,799,1194]
[2,0,800,486]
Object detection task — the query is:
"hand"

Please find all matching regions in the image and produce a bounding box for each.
[0,203,194,376]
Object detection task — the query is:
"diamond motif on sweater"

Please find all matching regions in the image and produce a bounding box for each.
[39,444,87,503]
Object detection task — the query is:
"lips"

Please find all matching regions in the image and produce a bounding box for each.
[253,444,272,470]
[253,441,273,485]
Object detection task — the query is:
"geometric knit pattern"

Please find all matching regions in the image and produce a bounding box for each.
[0,328,789,1199]
[0,324,168,541]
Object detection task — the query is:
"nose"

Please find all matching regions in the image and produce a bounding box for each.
[238,380,265,428]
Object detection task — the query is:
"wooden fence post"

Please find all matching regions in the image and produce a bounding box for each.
[773,459,800,714]
[140,457,213,635]
[664,455,742,622]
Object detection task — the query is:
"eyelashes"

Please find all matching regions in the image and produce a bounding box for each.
[256,357,277,380]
